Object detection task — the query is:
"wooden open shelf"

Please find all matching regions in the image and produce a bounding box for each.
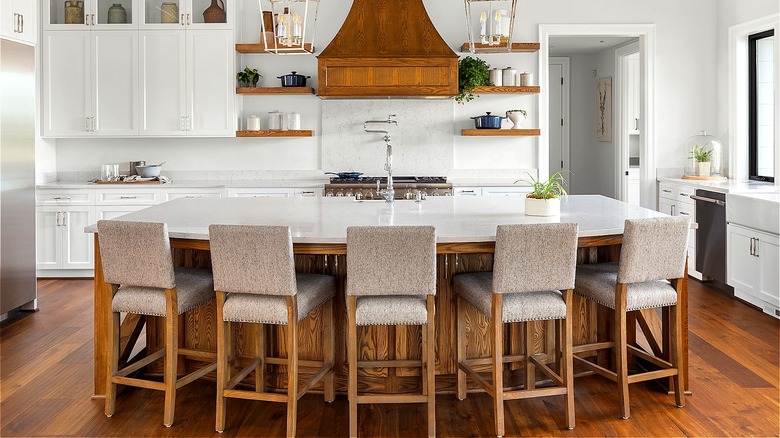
[236,130,313,137]
[460,42,540,53]
[236,87,315,95]
[461,129,540,136]
[472,85,540,94]
[236,43,314,54]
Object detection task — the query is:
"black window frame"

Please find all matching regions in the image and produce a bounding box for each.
[748,29,775,183]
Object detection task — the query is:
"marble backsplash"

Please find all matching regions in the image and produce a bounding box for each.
[321,100,453,176]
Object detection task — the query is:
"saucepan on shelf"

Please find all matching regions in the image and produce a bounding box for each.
[325,171,363,179]
[471,112,505,129]
[278,71,311,87]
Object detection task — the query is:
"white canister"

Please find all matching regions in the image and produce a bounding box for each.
[502,67,517,87]
[247,115,261,131]
[519,72,533,86]
[287,112,301,130]
[489,68,502,87]
[268,110,283,130]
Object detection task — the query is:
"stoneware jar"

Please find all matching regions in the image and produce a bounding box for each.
[64,0,84,24]
[107,3,127,24]
[203,0,226,23]
[502,67,517,87]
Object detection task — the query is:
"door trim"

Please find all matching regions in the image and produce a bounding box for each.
[548,56,570,182]
[615,41,640,202]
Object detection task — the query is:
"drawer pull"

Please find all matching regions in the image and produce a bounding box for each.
[52,196,71,200]
[679,211,689,216]
[662,189,672,193]
[120,196,137,199]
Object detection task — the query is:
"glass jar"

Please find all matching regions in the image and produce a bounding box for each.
[684,130,723,178]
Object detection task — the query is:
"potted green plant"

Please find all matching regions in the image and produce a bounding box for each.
[456,56,490,104]
[505,109,527,129]
[516,171,568,216]
[689,144,714,177]
[237,67,262,87]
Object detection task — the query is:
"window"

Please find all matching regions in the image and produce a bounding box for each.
[748,30,775,182]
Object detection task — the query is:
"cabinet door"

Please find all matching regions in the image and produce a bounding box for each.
[756,233,780,307]
[42,31,92,137]
[62,206,95,269]
[36,206,62,269]
[658,198,674,216]
[482,187,532,197]
[12,0,36,44]
[727,224,756,295]
[454,187,481,196]
[96,205,146,220]
[139,30,186,136]
[92,31,139,135]
[186,29,233,136]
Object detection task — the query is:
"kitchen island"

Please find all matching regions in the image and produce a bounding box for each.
[87,195,689,398]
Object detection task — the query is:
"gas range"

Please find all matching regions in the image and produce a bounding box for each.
[324,176,452,199]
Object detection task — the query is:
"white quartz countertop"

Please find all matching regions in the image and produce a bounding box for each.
[84,195,669,244]
[37,179,329,189]
[658,177,778,194]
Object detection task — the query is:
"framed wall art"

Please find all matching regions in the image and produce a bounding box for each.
[596,76,612,142]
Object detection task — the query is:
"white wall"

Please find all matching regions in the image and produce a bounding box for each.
[49,0,733,183]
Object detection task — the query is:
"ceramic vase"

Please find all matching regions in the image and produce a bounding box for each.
[107,3,127,24]
[203,0,226,23]
[506,111,526,129]
[524,197,560,216]
[64,0,84,24]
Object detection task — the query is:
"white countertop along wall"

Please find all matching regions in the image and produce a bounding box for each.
[657,177,780,194]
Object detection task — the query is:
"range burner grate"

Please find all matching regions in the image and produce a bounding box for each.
[329,176,447,184]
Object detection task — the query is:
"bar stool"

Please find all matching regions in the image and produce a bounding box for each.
[573,216,690,419]
[208,224,336,437]
[346,226,437,438]
[454,223,579,437]
[98,220,217,427]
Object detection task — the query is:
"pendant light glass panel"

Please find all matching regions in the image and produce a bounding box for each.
[259,0,319,54]
[463,0,518,53]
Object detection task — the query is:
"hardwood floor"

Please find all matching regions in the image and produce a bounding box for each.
[1,278,778,437]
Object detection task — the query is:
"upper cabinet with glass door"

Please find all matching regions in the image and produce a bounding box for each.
[45,0,139,30]
[142,0,232,30]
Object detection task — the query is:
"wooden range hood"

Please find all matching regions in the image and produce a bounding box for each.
[317,0,458,98]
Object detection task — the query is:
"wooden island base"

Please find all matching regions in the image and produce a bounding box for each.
[92,236,688,398]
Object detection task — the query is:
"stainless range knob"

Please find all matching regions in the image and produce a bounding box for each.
[336,191,344,197]
[325,192,334,197]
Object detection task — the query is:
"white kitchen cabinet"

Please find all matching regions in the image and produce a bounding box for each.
[139,29,233,136]
[44,0,138,30]
[36,204,95,273]
[162,188,225,201]
[294,188,322,197]
[96,187,161,205]
[1,0,36,44]
[657,181,699,279]
[96,205,148,220]
[42,30,138,137]
[227,188,294,197]
[727,223,779,319]
[454,187,481,196]
[454,186,532,197]
[141,0,232,30]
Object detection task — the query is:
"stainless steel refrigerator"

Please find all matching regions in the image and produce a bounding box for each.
[1,38,37,317]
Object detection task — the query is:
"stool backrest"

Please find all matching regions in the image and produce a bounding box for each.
[493,223,579,294]
[346,226,436,296]
[97,220,175,289]
[208,224,297,296]
[618,216,691,283]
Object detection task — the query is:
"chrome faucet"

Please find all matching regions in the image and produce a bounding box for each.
[364,115,398,202]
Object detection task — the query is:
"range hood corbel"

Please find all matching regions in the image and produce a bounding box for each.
[317,0,458,99]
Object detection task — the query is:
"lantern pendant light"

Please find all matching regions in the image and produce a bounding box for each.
[463,0,518,53]
[259,0,320,54]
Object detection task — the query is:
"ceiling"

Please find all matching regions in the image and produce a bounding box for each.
[548,36,638,55]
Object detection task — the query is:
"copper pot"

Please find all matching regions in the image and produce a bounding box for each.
[203,0,226,23]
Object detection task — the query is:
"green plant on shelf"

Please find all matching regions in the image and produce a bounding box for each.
[689,144,714,162]
[456,56,491,104]
[237,67,262,87]
[516,171,569,200]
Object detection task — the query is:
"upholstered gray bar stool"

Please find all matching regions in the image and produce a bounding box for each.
[573,216,690,419]
[346,226,437,438]
[454,223,579,437]
[98,220,217,428]
[208,225,336,437]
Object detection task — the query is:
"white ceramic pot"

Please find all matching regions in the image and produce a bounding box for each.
[506,111,526,129]
[524,197,561,216]
[695,161,711,177]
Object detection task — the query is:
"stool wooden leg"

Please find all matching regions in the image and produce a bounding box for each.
[671,301,685,408]
[163,288,179,428]
[426,295,436,438]
[255,323,265,393]
[286,296,299,438]
[422,319,428,397]
[491,294,505,438]
[105,309,120,418]
[347,296,358,438]
[455,296,467,401]
[215,291,227,433]
[323,299,335,403]
[524,321,536,390]
[562,290,575,430]
[614,284,630,420]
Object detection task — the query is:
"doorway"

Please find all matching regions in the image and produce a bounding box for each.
[548,57,570,181]
[539,24,656,208]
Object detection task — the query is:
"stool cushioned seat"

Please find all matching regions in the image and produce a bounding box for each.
[355,296,428,326]
[222,273,336,324]
[111,267,214,317]
[575,262,678,311]
[454,271,566,322]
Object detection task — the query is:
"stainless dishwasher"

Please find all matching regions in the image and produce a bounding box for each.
[692,189,726,283]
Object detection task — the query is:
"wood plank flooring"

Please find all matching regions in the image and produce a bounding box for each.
[1,279,778,437]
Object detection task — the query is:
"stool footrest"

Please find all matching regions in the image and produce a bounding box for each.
[224,389,287,403]
[357,394,428,404]
[503,386,568,400]
[226,359,263,390]
[530,354,563,387]
[116,348,166,378]
[113,376,165,391]
[573,355,617,381]
[176,363,217,389]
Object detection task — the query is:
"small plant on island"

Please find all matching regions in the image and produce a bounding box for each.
[456,56,491,104]
[237,67,262,87]
[516,171,568,200]
[689,144,714,162]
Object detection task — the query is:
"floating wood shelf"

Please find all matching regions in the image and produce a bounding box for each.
[236,43,314,54]
[236,87,315,95]
[236,130,313,137]
[472,85,540,94]
[460,42,540,53]
[461,129,540,136]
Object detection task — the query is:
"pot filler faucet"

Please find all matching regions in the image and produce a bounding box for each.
[363,114,398,202]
